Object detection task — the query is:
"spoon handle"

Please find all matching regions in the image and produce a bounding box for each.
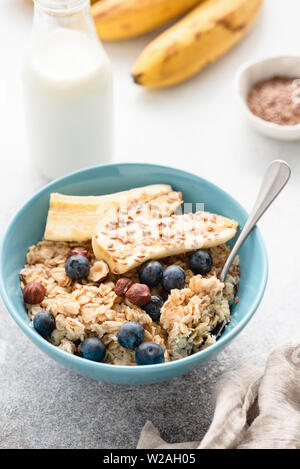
[219,160,291,283]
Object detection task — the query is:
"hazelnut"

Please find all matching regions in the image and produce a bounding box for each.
[23,282,46,304]
[67,247,91,260]
[125,283,151,307]
[114,278,134,297]
[88,260,109,283]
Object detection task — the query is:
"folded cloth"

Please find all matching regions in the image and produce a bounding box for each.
[137,340,300,449]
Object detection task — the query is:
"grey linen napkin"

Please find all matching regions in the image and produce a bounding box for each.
[137,340,300,449]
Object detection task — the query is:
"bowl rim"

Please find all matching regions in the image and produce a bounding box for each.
[0,162,269,374]
[235,54,300,133]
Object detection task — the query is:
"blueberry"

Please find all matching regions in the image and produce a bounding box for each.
[80,337,106,362]
[142,295,164,322]
[135,342,164,365]
[65,254,90,280]
[139,261,163,288]
[162,265,185,292]
[33,310,55,337]
[189,250,213,275]
[118,321,144,350]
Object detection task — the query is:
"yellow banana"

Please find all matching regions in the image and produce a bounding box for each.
[91,0,204,41]
[29,0,98,4]
[44,185,182,242]
[132,0,263,88]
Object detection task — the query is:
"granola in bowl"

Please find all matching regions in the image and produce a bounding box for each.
[19,185,240,366]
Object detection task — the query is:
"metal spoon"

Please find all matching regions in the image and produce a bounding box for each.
[215,160,291,338]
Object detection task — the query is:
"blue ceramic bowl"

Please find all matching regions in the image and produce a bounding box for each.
[0,163,268,384]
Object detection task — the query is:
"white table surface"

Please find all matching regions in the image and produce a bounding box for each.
[1,0,300,449]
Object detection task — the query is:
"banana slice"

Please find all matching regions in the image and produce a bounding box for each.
[92,211,238,274]
[97,190,183,231]
[44,185,182,242]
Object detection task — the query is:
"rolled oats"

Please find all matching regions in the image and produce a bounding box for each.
[19,240,239,365]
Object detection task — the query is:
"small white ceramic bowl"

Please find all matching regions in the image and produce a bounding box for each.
[235,55,300,141]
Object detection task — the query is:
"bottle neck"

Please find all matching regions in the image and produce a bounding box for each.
[34,0,90,16]
[32,0,96,41]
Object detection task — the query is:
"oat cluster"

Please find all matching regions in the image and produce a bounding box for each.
[20,240,240,365]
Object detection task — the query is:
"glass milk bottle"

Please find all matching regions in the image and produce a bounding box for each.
[23,0,113,180]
